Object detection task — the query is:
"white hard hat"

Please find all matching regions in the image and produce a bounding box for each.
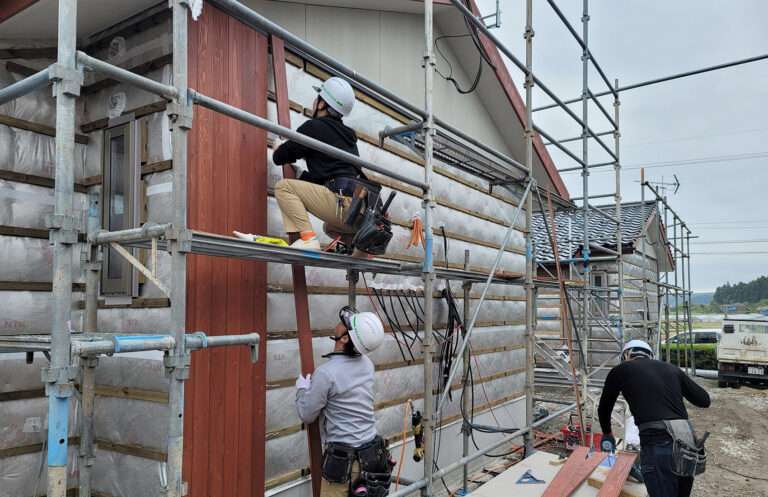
[313,76,355,116]
[347,311,385,356]
[621,339,654,361]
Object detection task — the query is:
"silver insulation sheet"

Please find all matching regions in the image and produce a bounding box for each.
[0,446,78,497]
[0,290,83,335]
[0,235,84,282]
[0,352,168,497]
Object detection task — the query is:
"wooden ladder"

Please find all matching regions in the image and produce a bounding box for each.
[271,35,323,497]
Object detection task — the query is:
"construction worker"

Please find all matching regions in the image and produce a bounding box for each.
[237,76,374,254]
[598,340,711,497]
[295,307,393,497]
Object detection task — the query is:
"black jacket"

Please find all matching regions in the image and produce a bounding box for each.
[598,357,710,445]
[272,115,364,184]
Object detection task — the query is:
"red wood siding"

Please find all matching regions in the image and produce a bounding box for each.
[185,6,268,496]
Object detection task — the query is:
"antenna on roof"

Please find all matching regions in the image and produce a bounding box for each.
[642,175,682,197]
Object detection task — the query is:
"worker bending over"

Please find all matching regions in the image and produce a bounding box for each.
[295,307,393,497]
[598,340,711,497]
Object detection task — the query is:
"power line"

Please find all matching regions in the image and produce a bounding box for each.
[694,226,768,230]
[691,251,768,255]
[623,127,768,148]
[691,239,768,244]
[690,220,768,225]
[560,151,768,174]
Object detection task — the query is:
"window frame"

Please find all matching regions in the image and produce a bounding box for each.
[101,120,141,296]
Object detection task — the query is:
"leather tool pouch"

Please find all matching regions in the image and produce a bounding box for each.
[641,420,707,477]
[322,443,356,483]
[356,436,387,473]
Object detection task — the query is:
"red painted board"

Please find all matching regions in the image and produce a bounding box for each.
[271,34,324,497]
[595,452,637,497]
[0,0,40,23]
[543,447,608,497]
[185,6,268,497]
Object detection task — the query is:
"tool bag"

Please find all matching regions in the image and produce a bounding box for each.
[352,192,396,255]
[640,420,707,477]
[349,436,394,497]
[321,442,357,483]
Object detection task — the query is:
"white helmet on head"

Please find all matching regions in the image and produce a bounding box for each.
[339,306,384,356]
[621,339,654,362]
[313,76,355,117]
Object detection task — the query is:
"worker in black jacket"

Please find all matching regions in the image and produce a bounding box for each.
[236,76,367,253]
[598,340,710,497]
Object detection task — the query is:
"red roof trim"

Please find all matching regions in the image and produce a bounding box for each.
[465,0,570,199]
[0,0,40,24]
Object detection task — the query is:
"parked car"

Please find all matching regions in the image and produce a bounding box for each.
[662,329,721,345]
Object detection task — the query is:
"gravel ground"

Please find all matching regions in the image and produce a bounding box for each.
[688,377,768,495]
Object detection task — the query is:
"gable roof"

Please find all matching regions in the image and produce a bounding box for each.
[532,201,657,262]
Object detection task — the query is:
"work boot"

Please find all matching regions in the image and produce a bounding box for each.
[290,236,321,251]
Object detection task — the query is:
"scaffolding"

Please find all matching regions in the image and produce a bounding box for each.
[0,0,701,496]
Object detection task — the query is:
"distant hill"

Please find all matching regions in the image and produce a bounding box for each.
[713,276,768,304]
[692,292,714,305]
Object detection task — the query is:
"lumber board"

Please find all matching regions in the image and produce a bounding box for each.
[0,170,87,193]
[80,101,166,133]
[595,452,638,497]
[0,113,89,144]
[271,33,323,497]
[543,446,609,497]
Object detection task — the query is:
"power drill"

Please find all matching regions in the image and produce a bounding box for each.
[412,409,424,462]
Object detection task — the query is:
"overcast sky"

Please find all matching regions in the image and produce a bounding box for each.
[473,0,768,292]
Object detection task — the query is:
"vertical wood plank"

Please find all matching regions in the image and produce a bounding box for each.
[271,35,323,497]
[186,5,269,496]
[246,25,269,497]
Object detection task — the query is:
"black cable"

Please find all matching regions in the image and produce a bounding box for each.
[716,464,768,481]
[373,287,411,361]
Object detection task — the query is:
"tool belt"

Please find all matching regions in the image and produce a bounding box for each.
[320,435,393,497]
[639,420,707,477]
[325,176,382,209]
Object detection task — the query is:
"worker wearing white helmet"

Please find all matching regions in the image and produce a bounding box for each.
[598,339,710,497]
[236,76,384,257]
[295,307,393,497]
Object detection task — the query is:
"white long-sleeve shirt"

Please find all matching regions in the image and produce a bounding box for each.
[296,353,377,446]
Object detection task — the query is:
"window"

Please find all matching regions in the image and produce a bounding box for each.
[101,121,140,296]
[724,324,734,334]
[591,270,609,315]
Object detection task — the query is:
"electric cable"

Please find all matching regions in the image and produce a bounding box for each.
[715,463,768,481]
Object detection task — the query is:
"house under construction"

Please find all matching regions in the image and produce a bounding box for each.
[0,1,697,497]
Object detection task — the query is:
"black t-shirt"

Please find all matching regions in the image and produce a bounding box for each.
[598,358,710,445]
[272,115,363,184]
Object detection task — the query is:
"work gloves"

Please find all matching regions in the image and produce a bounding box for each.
[296,373,311,390]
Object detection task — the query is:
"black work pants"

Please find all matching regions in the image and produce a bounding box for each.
[640,441,694,497]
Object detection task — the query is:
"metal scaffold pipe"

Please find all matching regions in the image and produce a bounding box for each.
[0,67,52,105]
[386,402,580,497]
[46,1,79,496]
[77,51,178,99]
[190,89,429,191]
[421,2,436,495]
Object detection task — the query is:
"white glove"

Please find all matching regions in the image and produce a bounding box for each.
[296,373,311,390]
[273,137,287,152]
[290,163,307,178]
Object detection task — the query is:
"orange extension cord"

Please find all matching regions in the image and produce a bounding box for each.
[395,401,409,491]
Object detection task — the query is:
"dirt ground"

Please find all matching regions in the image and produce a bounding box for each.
[688,376,768,496]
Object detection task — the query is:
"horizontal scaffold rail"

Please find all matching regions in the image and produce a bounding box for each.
[109,229,524,285]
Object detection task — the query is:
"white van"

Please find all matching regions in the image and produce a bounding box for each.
[717,317,768,387]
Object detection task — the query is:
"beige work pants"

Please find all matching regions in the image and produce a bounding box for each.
[275,179,358,246]
[320,461,359,497]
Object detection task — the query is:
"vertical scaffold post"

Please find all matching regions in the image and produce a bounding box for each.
[663,196,670,362]
[165,1,192,496]
[673,218,680,367]
[523,0,535,456]
[686,232,696,374]
[580,0,591,406]
[45,0,80,495]
[80,192,101,497]
[640,169,648,340]
[614,79,624,348]
[461,250,471,494]
[680,223,688,372]
[421,1,437,495]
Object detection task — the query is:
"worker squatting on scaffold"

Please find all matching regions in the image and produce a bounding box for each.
[598,340,711,497]
[235,76,394,256]
[295,307,395,497]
